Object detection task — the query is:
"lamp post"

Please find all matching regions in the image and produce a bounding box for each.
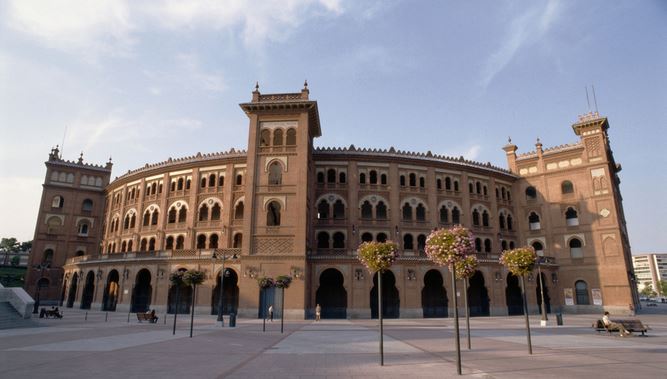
[32,263,50,314]
[213,251,238,326]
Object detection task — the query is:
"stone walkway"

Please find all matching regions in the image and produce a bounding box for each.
[1,310,666,378]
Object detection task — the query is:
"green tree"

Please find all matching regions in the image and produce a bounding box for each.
[1,238,19,266]
[658,280,667,296]
[10,255,20,267]
[640,282,656,297]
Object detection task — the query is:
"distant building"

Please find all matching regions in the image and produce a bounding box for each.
[28,85,637,316]
[632,253,667,295]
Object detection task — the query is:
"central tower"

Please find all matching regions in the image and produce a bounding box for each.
[238,83,321,318]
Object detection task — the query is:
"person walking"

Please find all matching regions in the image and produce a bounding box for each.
[315,304,321,322]
[268,305,274,322]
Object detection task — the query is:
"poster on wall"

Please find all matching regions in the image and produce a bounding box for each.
[564,288,574,305]
[592,288,603,305]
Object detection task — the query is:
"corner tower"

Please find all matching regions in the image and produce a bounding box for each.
[238,83,321,317]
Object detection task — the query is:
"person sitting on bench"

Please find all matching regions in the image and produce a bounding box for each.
[603,311,630,336]
[149,309,158,323]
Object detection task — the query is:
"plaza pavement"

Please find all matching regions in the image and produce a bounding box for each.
[1,308,667,378]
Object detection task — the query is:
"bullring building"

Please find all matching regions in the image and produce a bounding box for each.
[25,84,638,319]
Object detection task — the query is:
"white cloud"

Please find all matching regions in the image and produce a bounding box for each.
[175,53,226,92]
[0,177,43,241]
[479,0,562,89]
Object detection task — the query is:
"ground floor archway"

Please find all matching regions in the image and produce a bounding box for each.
[371,270,399,319]
[468,271,490,316]
[80,271,95,309]
[536,272,551,314]
[315,268,347,319]
[102,270,120,311]
[211,268,239,315]
[131,269,152,312]
[506,273,523,315]
[66,273,78,308]
[422,269,448,318]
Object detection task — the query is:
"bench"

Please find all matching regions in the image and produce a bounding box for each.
[44,310,62,319]
[593,319,648,336]
[136,313,158,323]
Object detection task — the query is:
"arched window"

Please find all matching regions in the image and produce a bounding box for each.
[403,234,414,250]
[525,186,537,200]
[509,241,516,249]
[201,177,207,188]
[380,174,387,185]
[495,188,499,199]
[268,161,282,185]
[561,180,574,194]
[143,211,150,226]
[151,211,159,225]
[369,170,377,184]
[166,236,174,249]
[151,182,157,194]
[273,129,283,146]
[149,238,156,251]
[439,206,449,223]
[77,221,89,236]
[197,234,207,249]
[376,201,387,219]
[286,128,296,145]
[409,173,416,187]
[377,233,387,243]
[211,204,221,220]
[419,177,425,188]
[140,238,147,252]
[507,215,513,230]
[52,195,64,208]
[170,181,176,192]
[130,213,136,228]
[416,204,426,221]
[475,238,482,252]
[469,182,474,193]
[317,200,329,219]
[339,172,346,183]
[178,208,187,223]
[127,240,133,252]
[501,240,508,251]
[177,178,184,190]
[233,233,243,248]
[361,201,372,219]
[482,210,489,227]
[317,232,330,248]
[218,176,224,186]
[186,179,191,189]
[121,241,127,252]
[332,232,345,249]
[402,203,412,221]
[317,172,325,183]
[236,174,243,186]
[532,241,544,256]
[454,181,459,192]
[266,201,281,226]
[400,175,406,186]
[82,199,93,212]
[234,201,244,219]
[569,238,583,258]
[260,129,270,146]
[359,173,366,184]
[499,214,506,229]
[176,235,185,249]
[124,215,131,229]
[575,280,590,305]
[327,169,336,183]
[484,239,492,253]
[452,207,461,224]
[436,178,442,190]
[333,200,345,219]
[501,187,506,199]
[209,234,219,249]
[417,234,426,252]
[42,249,54,264]
[472,209,480,226]
[361,232,373,243]
[565,207,579,226]
[528,212,541,230]
[476,182,481,194]
[445,177,452,190]
[208,174,216,187]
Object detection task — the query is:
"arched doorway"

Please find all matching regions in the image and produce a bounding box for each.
[258,286,277,319]
[371,270,399,319]
[102,270,120,311]
[66,273,78,308]
[131,269,152,312]
[211,268,239,315]
[60,278,68,306]
[80,271,95,309]
[506,273,523,315]
[168,269,192,314]
[536,272,551,314]
[315,268,347,319]
[468,271,490,316]
[422,269,448,318]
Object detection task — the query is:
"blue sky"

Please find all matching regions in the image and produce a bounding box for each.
[1,0,665,252]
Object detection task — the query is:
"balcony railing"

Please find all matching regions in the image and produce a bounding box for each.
[65,248,242,265]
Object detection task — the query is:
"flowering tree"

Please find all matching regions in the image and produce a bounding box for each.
[455,255,478,350]
[183,270,206,338]
[425,226,475,375]
[357,241,398,366]
[500,247,537,354]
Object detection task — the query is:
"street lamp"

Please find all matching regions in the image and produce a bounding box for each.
[212,251,238,326]
[32,263,50,314]
[536,254,548,325]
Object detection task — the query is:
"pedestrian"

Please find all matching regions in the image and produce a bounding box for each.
[602,311,630,337]
[268,305,274,322]
[315,304,321,322]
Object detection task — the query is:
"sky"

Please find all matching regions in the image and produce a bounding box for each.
[0,0,665,252]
